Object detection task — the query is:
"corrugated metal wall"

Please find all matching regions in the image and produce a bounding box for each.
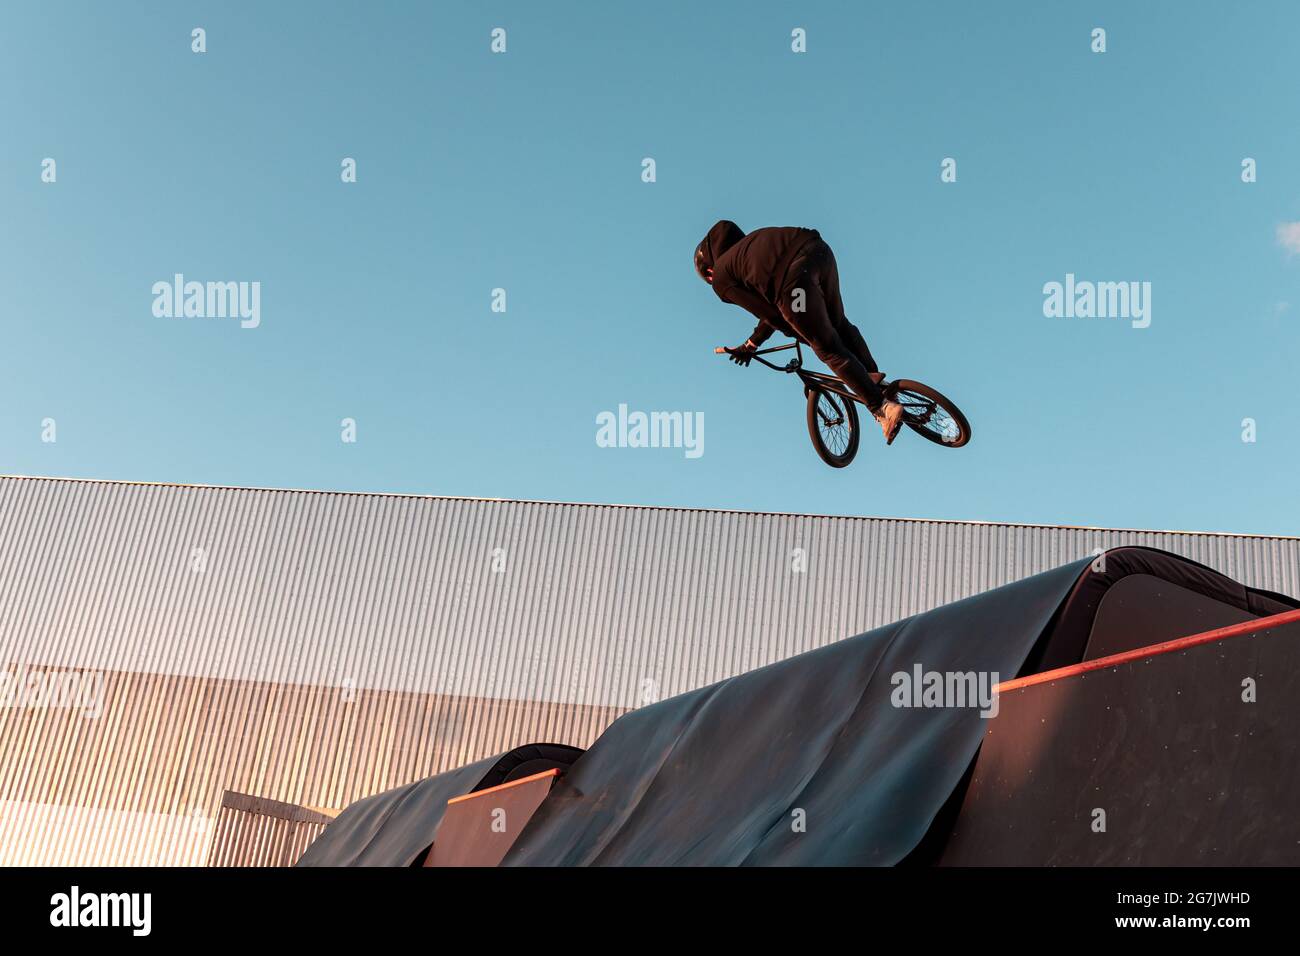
[0,667,623,865]
[2,475,1299,865]
[206,791,335,868]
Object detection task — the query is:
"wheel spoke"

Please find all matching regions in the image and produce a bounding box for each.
[817,394,849,454]
[898,390,958,442]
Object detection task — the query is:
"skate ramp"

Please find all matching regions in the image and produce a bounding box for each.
[295,744,581,867]
[297,548,1296,866]
[501,559,1089,866]
[939,609,1300,865]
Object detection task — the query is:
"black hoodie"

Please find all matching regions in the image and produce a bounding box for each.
[699,220,820,347]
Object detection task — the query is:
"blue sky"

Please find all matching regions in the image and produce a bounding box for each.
[4,2,1299,534]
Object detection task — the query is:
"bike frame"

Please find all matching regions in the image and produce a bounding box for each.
[715,340,967,451]
[739,341,895,407]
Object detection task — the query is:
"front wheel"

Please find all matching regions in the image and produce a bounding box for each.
[892,380,971,448]
[806,387,860,467]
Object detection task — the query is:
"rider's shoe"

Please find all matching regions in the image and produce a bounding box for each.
[875,400,905,445]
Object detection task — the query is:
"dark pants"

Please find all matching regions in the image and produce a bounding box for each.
[778,240,884,412]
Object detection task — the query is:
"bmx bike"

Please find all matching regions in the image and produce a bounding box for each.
[715,341,971,468]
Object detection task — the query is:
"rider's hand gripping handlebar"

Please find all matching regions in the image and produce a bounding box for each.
[714,342,801,372]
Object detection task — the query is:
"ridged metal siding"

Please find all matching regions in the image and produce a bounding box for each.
[2,475,1299,865]
[206,791,335,868]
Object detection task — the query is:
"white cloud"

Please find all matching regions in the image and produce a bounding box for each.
[1277,222,1300,255]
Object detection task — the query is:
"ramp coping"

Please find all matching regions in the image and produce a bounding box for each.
[997,607,1300,694]
[446,768,561,805]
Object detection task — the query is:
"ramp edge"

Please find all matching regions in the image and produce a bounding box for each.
[997,607,1300,694]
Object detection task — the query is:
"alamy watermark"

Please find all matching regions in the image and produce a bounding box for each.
[891,664,1000,718]
[0,664,105,719]
[596,404,704,459]
[50,886,150,936]
[152,274,261,328]
[1043,273,1151,328]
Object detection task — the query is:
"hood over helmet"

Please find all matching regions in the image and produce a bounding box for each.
[694,220,746,280]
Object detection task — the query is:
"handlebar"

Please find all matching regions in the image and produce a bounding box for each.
[713,341,804,373]
[713,343,798,356]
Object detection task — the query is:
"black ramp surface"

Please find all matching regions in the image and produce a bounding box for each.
[939,618,1300,865]
[1082,573,1257,660]
[501,559,1092,866]
[1025,546,1297,672]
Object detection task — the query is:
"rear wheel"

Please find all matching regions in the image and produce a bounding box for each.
[892,380,971,447]
[805,386,860,467]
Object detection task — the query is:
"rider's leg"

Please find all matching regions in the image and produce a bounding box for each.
[838,320,879,376]
[819,245,881,375]
[779,261,885,412]
[785,243,904,444]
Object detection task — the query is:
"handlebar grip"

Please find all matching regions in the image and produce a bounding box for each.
[714,347,728,354]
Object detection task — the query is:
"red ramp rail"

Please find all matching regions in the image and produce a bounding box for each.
[998,606,1300,694]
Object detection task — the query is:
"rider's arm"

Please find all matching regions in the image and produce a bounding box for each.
[719,286,782,348]
[745,323,774,349]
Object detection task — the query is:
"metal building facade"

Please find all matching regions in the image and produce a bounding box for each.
[205,791,336,868]
[2,474,1298,865]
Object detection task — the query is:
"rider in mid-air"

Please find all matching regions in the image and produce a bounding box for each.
[696,220,904,444]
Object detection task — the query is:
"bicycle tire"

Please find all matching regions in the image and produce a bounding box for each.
[805,386,860,467]
[892,379,971,448]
